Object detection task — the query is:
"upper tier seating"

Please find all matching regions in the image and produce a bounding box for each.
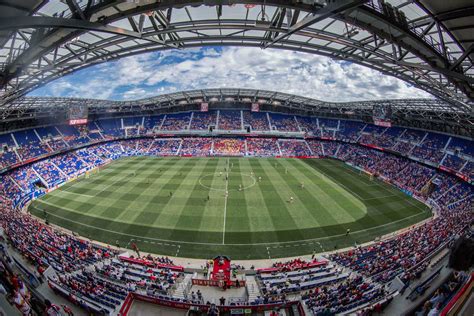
[190,111,217,130]
[218,111,242,130]
[270,113,300,132]
[0,114,470,182]
[243,112,270,131]
[161,113,191,131]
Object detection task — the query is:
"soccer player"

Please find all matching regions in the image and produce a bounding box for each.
[289,196,294,203]
[169,191,173,197]
[346,228,350,236]
[239,184,242,191]
[258,176,262,182]
[300,182,304,189]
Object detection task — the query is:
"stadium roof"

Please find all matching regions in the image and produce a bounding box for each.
[2,87,460,112]
[0,0,473,113]
[3,88,472,138]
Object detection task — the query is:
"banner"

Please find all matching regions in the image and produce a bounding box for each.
[121,292,299,314]
[373,119,392,127]
[200,103,209,112]
[68,118,88,125]
[373,103,392,127]
[191,278,245,287]
[251,103,259,112]
[68,104,88,125]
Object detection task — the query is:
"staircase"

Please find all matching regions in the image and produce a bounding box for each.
[170,273,193,300]
[245,276,261,303]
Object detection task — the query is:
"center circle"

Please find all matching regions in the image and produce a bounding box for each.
[199,172,257,191]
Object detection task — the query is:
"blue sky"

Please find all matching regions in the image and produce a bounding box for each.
[29,46,431,101]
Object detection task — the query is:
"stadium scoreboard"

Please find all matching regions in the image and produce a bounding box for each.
[372,104,392,127]
[200,102,209,112]
[68,104,88,125]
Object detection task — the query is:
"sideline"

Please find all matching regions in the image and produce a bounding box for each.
[30,203,429,247]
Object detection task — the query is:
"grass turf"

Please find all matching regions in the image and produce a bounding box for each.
[29,157,431,259]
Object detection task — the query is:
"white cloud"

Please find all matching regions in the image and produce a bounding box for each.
[31,46,432,102]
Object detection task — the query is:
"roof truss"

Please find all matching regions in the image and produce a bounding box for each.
[0,0,471,113]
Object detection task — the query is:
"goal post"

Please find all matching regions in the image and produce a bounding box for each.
[86,167,100,178]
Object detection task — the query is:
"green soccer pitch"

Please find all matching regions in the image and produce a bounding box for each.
[29,157,431,259]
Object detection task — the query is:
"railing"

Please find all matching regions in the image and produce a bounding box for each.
[118,292,301,315]
[182,274,193,299]
[441,273,474,316]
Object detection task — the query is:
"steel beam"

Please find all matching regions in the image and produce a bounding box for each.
[264,0,367,48]
[0,16,144,39]
[0,0,472,111]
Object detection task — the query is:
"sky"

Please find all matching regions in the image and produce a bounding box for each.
[29,46,431,102]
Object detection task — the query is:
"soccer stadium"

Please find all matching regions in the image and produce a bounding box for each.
[0,1,473,316]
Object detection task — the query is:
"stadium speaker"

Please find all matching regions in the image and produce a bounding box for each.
[448,236,474,271]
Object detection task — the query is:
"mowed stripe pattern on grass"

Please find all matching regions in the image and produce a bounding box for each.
[30,157,431,259]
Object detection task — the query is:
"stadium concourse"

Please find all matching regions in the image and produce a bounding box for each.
[0,109,472,315]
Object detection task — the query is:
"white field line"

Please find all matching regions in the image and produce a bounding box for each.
[56,190,95,199]
[30,201,429,247]
[316,162,428,216]
[95,173,133,196]
[54,162,127,192]
[314,166,366,201]
[362,194,398,201]
[51,173,130,200]
[32,158,431,250]
[41,167,118,201]
[359,168,429,214]
[222,158,229,245]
